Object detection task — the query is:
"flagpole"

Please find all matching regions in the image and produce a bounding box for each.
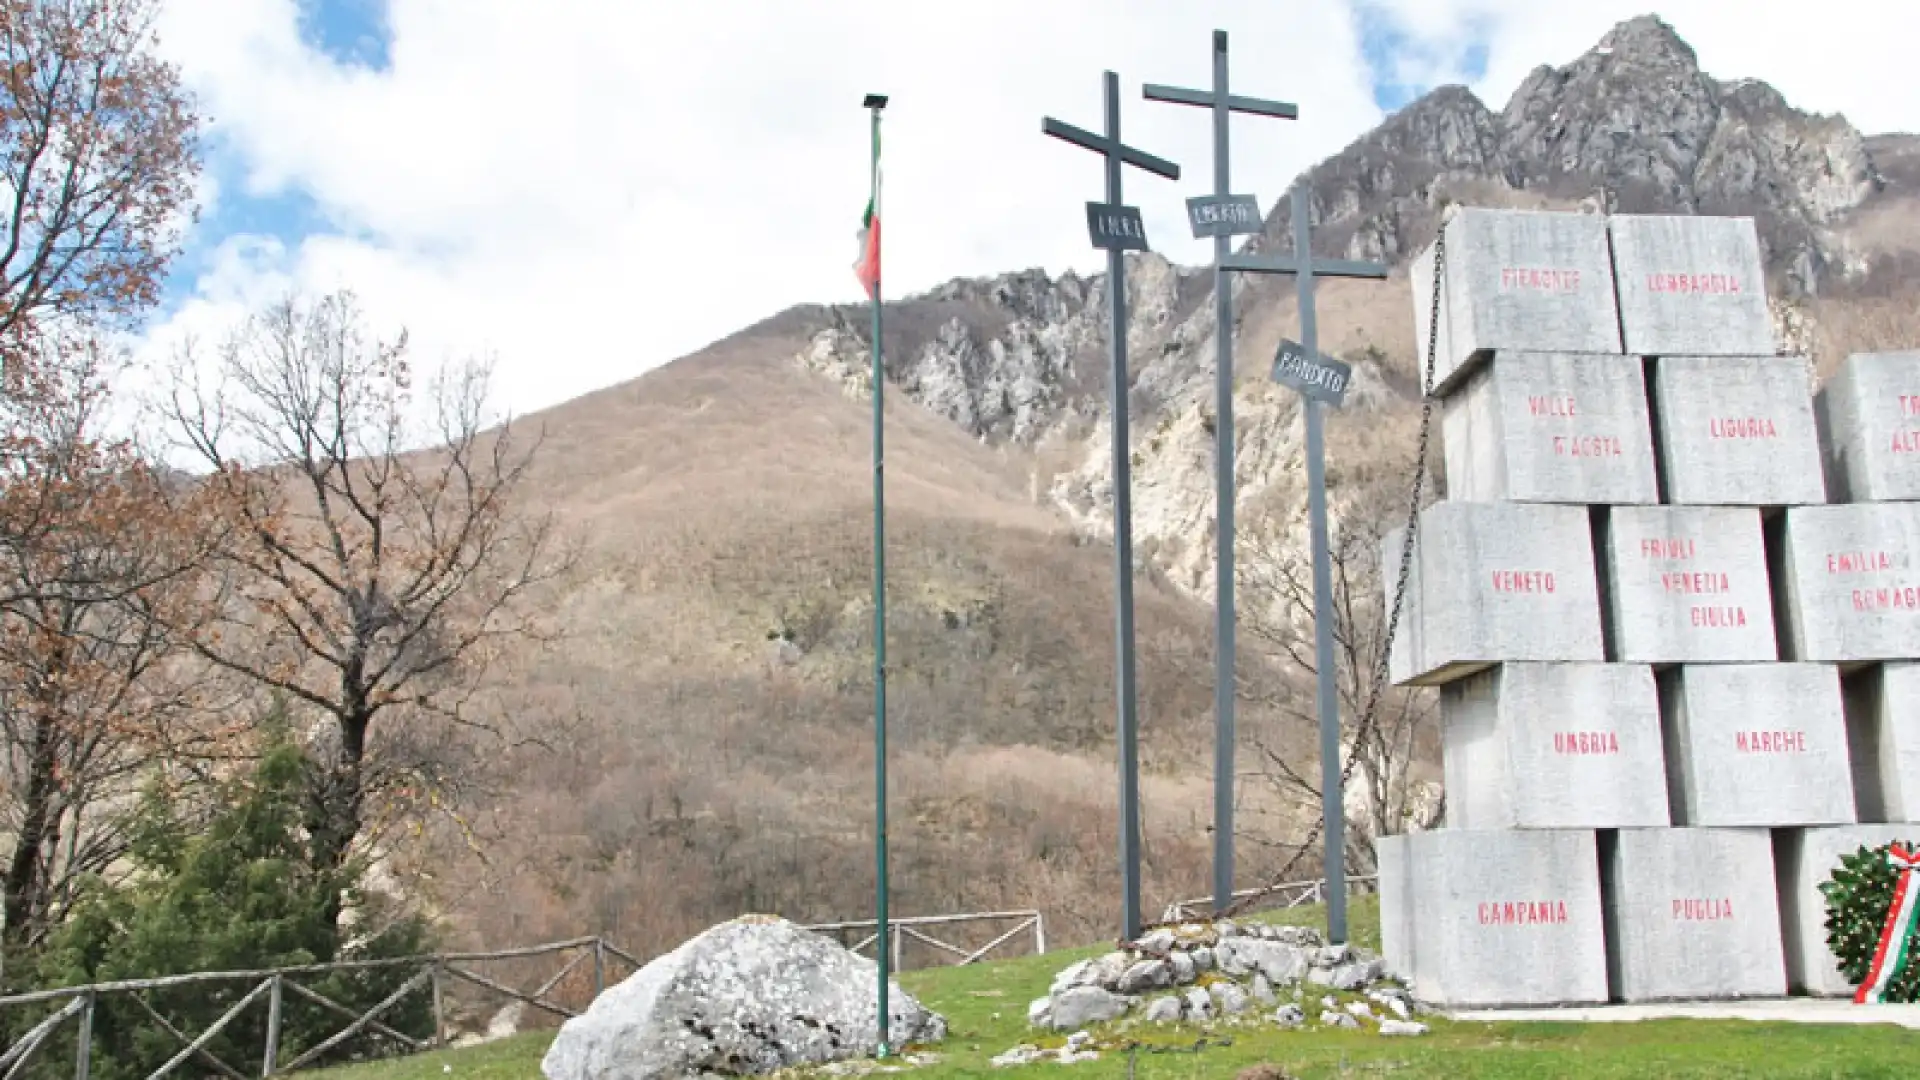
[860,90,891,1060]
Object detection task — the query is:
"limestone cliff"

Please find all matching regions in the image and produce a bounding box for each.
[792,14,1901,603]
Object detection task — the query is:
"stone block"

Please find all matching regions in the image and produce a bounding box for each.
[1378,829,1609,1008]
[1607,214,1774,356]
[1411,207,1623,396]
[1599,506,1777,664]
[1440,663,1670,829]
[1774,502,1920,663]
[1376,835,1415,983]
[1385,501,1605,687]
[1441,351,1660,504]
[1774,824,1920,996]
[1843,662,1920,823]
[1658,663,1856,828]
[1814,351,1920,501]
[1648,355,1827,506]
[1600,828,1786,1002]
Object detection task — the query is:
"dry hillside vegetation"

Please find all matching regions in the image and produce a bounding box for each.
[410,315,1322,961]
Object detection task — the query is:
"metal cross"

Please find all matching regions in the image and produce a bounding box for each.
[1042,71,1180,944]
[1143,28,1298,921]
[1235,179,1387,943]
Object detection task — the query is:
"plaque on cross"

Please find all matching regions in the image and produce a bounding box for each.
[1041,72,1181,944]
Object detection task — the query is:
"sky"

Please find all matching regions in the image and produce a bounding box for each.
[135,0,1920,424]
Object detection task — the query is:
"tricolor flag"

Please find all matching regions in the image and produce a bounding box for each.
[1856,842,1920,1004]
[854,118,881,299]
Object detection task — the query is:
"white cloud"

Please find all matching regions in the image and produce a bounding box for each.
[141,0,1385,419]
[139,0,1920,422]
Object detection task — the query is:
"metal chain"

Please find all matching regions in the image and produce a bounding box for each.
[1140,215,1447,934]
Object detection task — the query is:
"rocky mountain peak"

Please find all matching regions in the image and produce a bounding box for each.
[1294,14,1877,292]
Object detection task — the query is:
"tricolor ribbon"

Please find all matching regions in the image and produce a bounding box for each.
[1855,842,1920,1005]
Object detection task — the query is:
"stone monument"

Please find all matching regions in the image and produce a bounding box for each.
[1381,207,1920,1009]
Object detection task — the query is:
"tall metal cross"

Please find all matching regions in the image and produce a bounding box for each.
[1229,178,1387,943]
[1042,71,1180,943]
[1143,28,1298,919]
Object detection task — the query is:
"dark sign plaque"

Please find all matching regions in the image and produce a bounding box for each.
[1086,202,1150,252]
[1185,194,1262,238]
[1270,337,1353,407]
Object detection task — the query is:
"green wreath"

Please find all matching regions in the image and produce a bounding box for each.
[1820,841,1920,1004]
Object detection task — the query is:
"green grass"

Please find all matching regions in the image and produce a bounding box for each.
[314,899,1917,1079]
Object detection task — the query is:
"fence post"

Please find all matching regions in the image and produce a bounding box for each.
[890,924,903,976]
[73,991,93,1080]
[262,975,281,1077]
[1033,913,1047,956]
[592,940,605,999]
[431,962,446,1048]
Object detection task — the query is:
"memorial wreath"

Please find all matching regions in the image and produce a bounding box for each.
[1821,841,1920,1004]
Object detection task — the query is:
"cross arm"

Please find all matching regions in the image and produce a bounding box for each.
[1220,252,1390,279]
[1041,117,1182,180]
[1142,84,1298,119]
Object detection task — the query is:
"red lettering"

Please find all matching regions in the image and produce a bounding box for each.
[1900,395,1920,418]
[1893,430,1920,454]
[1708,417,1779,439]
[1852,585,1920,611]
[1641,538,1696,560]
[1550,434,1623,457]
[1662,571,1731,594]
[1490,570,1557,593]
[1671,898,1735,921]
[1500,267,1582,292]
[1553,731,1622,755]
[1528,395,1577,417]
[1827,551,1898,574]
[1736,730,1808,753]
[1478,900,1571,925]
[1688,605,1748,627]
[1648,273,1741,295]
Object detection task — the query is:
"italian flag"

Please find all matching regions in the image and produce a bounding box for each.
[1857,842,1920,1004]
[854,118,881,300]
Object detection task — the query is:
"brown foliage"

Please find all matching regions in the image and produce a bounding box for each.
[164,290,574,904]
[0,0,201,343]
[0,334,226,955]
[1237,429,1442,876]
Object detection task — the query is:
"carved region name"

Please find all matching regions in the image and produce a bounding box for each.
[1646,273,1744,295]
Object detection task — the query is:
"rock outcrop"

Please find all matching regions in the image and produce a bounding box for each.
[790,15,1899,604]
[540,916,946,1080]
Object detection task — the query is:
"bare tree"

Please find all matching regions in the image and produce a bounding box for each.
[0,334,228,955]
[164,290,574,918]
[1237,472,1442,876]
[0,0,201,345]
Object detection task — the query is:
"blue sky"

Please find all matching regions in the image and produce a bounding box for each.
[161,1,1473,314]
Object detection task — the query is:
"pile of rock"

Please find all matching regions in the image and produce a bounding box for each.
[1024,921,1423,1036]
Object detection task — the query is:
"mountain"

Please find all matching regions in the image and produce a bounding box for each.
[430,14,1920,963]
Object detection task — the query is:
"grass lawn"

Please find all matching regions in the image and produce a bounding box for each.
[314,898,1918,1079]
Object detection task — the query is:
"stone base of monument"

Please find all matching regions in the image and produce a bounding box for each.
[1773,503,1920,664]
[1441,663,1671,829]
[1658,664,1856,827]
[1377,829,1608,1008]
[1410,207,1623,396]
[1600,828,1787,1003]
[1647,354,1827,506]
[1814,351,1920,502]
[1774,824,1920,997]
[1385,501,1605,687]
[1843,662,1920,823]
[1598,506,1777,664]
[1606,213,1774,356]
[1441,351,1660,504]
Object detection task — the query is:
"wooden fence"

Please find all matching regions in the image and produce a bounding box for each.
[1160,874,1382,923]
[0,909,1049,1080]
[802,909,1046,973]
[0,936,642,1080]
